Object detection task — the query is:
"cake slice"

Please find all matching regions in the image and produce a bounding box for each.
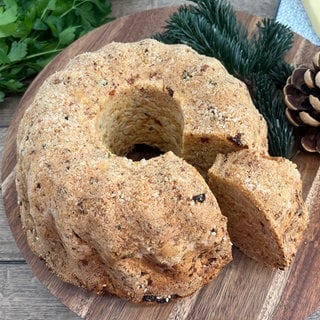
[208,150,308,268]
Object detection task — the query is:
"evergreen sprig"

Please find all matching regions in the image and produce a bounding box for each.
[154,0,295,158]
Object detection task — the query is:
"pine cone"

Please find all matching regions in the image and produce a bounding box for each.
[284,51,320,153]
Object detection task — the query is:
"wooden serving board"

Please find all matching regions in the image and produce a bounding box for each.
[2,7,320,320]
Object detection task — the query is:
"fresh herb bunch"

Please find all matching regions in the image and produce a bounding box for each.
[0,0,112,102]
[154,0,295,158]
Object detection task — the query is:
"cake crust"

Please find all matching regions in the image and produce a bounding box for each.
[15,39,273,302]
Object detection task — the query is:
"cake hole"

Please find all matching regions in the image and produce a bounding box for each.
[96,86,184,159]
[126,144,163,161]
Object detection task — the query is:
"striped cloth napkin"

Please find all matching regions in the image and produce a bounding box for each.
[276,0,320,46]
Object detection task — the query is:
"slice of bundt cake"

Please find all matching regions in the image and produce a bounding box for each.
[208,150,308,268]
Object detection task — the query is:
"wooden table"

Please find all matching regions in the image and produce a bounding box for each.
[1,0,320,319]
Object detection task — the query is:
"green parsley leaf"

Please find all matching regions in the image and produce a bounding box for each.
[7,40,28,62]
[0,51,10,64]
[0,22,18,38]
[0,0,113,103]
[58,26,78,46]
[0,0,18,26]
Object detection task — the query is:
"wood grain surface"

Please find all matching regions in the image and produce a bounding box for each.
[1,6,320,320]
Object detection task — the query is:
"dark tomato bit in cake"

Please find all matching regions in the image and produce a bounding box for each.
[143,295,157,302]
[193,193,206,203]
[143,294,180,303]
[143,295,168,303]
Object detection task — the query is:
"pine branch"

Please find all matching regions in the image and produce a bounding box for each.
[249,19,294,74]
[154,0,295,158]
[250,73,294,158]
[155,2,251,78]
[192,0,249,43]
[268,60,294,89]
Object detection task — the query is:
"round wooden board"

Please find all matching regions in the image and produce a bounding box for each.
[2,6,320,320]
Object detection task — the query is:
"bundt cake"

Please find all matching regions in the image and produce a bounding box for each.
[15,39,269,303]
[208,149,308,269]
